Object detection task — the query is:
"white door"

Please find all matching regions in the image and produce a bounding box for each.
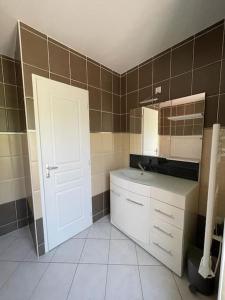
[33,75,92,250]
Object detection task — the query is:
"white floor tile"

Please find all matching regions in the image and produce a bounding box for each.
[0,234,16,255]
[97,215,110,223]
[87,223,111,239]
[52,239,85,263]
[0,262,48,300]
[111,226,129,240]
[139,265,181,300]
[80,239,109,264]
[0,238,33,261]
[24,248,56,263]
[10,226,31,240]
[68,264,107,300]
[136,245,161,266]
[0,261,19,289]
[30,263,77,300]
[173,274,218,300]
[105,265,143,300]
[109,240,137,265]
[73,227,90,239]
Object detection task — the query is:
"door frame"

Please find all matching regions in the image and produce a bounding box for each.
[32,75,91,253]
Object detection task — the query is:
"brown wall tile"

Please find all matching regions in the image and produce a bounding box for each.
[21,28,48,70]
[113,114,121,132]
[102,112,112,132]
[192,62,220,96]
[139,61,152,89]
[127,91,138,113]
[70,53,87,83]
[102,91,112,112]
[171,41,193,76]
[23,64,49,98]
[121,75,126,95]
[113,74,120,95]
[71,80,87,90]
[92,193,103,215]
[4,85,18,108]
[49,42,70,77]
[139,86,152,105]
[87,61,100,88]
[153,80,170,102]
[218,94,225,126]
[6,109,20,132]
[50,73,70,84]
[0,109,7,131]
[153,52,170,83]
[101,68,112,92]
[89,110,101,132]
[121,95,126,114]
[113,94,120,114]
[0,58,3,82]
[170,72,192,99]
[2,59,16,85]
[221,60,225,94]
[194,25,223,68]
[127,68,138,93]
[204,96,218,127]
[88,86,101,110]
[0,83,5,106]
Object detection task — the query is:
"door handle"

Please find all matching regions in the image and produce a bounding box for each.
[46,164,58,178]
[154,208,174,219]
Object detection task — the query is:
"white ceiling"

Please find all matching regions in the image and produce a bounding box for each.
[0,0,225,73]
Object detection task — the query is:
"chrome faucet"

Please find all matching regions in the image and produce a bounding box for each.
[138,162,145,173]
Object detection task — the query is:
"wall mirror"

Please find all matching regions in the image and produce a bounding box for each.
[129,93,205,162]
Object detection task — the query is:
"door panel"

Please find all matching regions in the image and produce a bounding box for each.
[33,76,92,250]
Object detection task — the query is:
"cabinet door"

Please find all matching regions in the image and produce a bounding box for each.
[110,183,127,231]
[123,190,150,245]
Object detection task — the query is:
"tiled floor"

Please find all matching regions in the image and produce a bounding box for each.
[0,215,217,300]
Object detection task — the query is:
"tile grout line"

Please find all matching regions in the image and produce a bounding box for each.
[216,21,225,122]
[134,243,144,300]
[27,262,51,300]
[172,273,183,300]
[103,222,111,300]
[65,234,88,300]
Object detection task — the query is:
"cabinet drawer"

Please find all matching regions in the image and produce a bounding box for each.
[151,217,183,253]
[150,234,183,276]
[151,186,185,209]
[151,198,184,229]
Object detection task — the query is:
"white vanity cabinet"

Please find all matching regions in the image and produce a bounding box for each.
[110,169,199,276]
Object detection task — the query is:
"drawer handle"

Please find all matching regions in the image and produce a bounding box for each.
[154,209,174,219]
[153,225,173,238]
[153,242,172,256]
[111,190,120,197]
[126,198,144,206]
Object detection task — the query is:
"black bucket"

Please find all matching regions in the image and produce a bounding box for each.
[187,246,215,296]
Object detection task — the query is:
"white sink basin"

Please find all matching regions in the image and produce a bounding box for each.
[121,169,154,182]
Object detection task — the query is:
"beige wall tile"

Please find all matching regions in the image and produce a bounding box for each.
[91,173,104,196]
[0,135,10,157]
[11,156,25,178]
[0,157,13,181]
[91,154,104,175]
[102,133,114,153]
[90,133,102,155]
[33,190,42,219]
[28,131,38,162]
[114,133,122,153]
[0,178,26,205]
[30,162,40,191]
[8,134,23,156]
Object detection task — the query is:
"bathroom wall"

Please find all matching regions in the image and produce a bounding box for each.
[0,54,29,235]
[120,19,225,217]
[17,22,129,254]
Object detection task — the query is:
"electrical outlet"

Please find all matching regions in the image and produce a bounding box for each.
[155,86,161,94]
